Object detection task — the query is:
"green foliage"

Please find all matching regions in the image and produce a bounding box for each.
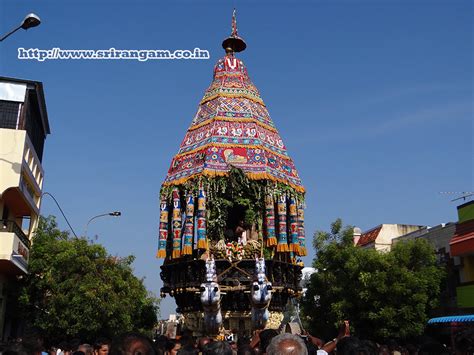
[301,219,445,341]
[161,167,304,241]
[312,218,354,252]
[19,216,159,344]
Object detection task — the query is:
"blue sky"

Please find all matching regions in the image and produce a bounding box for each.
[1,0,472,318]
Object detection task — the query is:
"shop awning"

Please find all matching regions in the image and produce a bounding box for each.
[428,315,474,324]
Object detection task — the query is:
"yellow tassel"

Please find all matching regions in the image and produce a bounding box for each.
[298,247,307,257]
[197,239,208,249]
[156,249,167,258]
[290,243,300,254]
[182,245,193,255]
[172,250,181,259]
[266,237,277,247]
[164,169,305,193]
[188,116,277,133]
[203,169,228,178]
[276,243,289,252]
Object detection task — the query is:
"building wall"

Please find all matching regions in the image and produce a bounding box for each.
[374,224,425,252]
[0,129,26,193]
[456,283,474,308]
[393,223,456,252]
[461,255,474,283]
[0,129,44,203]
[458,202,474,223]
[0,128,44,237]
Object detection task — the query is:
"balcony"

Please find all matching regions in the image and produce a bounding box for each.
[0,220,30,247]
[0,220,30,275]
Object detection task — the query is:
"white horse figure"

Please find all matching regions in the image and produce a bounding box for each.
[200,256,222,334]
[205,257,217,282]
[250,257,273,329]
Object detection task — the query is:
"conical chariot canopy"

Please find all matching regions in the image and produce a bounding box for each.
[162,13,304,193]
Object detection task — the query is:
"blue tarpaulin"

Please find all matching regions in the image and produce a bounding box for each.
[428,315,474,324]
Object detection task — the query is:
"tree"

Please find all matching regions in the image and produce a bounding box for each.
[19,216,159,344]
[301,219,445,341]
[312,218,355,252]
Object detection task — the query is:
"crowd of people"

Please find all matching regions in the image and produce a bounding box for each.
[2,326,472,355]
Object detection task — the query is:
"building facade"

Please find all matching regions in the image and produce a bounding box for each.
[449,200,474,310]
[355,223,425,251]
[0,77,50,340]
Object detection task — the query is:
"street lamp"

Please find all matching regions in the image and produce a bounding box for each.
[84,211,121,239]
[0,13,41,42]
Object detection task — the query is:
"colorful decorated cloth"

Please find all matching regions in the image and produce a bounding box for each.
[289,197,300,254]
[182,194,194,255]
[162,53,304,193]
[171,189,182,259]
[297,204,307,256]
[276,195,289,252]
[265,194,277,247]
[196,185,208,250]
[157,198,168,258]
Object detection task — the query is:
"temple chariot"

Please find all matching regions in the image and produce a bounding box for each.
[157,11,307,337]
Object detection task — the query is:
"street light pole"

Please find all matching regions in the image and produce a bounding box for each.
[84,211,121,239]
[0,13,41,42]
[42,192,78,238]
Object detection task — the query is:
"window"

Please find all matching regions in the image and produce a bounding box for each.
[0,100,20,129]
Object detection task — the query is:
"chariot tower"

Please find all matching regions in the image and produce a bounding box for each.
[158,11,306,336]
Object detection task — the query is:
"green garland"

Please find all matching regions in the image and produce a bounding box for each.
[160,167,304,242]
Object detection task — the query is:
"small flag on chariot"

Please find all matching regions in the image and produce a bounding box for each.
[157,197,168,258]
[265,194,277,247]
[197,184,208,250]
[289,197,300,254]
[182,193,195,255]
[297,203,307,256]
[276,194,289,252]
[172,189,182,259]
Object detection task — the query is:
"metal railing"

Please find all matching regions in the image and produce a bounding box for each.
[0,219,31,248]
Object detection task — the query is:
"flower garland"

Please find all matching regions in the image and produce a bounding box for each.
[225,242,245,262]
